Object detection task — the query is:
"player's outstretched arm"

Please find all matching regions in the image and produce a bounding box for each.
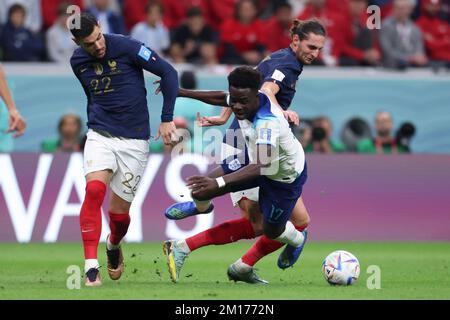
[154,83,228,108]
[178,88,228,106]
[196,107,233,127]
[0,66,26,137]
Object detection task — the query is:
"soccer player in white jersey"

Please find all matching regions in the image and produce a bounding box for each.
[164,20,326,276]
[163,66,308,284]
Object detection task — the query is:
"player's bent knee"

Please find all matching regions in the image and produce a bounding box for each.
[85,180,106,201]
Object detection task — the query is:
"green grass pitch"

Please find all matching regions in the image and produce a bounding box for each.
[0,242,449,300]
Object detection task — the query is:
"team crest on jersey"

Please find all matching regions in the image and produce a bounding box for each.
[93,63,103,75]
[108,59,117,69]
[228,158,242,171]
[107,59,121,75]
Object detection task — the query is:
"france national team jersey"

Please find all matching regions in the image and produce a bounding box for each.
[237,92,305,183]
[256,47,303,110]
[70,34,178,140]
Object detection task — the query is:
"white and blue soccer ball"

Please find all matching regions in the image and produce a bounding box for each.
[322,250,360,286]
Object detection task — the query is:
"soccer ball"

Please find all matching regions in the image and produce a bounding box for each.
[322,250,360,285]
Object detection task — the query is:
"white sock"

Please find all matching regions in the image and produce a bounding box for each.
[175,240,191,254]
[106,236,120,251]
[275,221,304,247]
[233,258,252,273]
[85,259,99,273]
[193,199,212,213]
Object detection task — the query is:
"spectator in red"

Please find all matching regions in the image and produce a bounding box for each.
[297,0,347,66]
[219,0,267,65]
[340,0,382,66]
[41,0,84,30]
[123,0,147,31]
[162,0,209,30]
[266,2,294,53]
[206,0,237,30]
[416,0,450,66]
[169,6,218,65]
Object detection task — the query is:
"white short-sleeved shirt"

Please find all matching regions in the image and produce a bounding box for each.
[237,91,305,183]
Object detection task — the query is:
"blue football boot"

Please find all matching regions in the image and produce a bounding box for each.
[277,229,308,269]
[165,201,214,220]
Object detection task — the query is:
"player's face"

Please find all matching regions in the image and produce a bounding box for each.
[294,33,325,65]
[60,115,81,139]
[77,26,106,59]
[375,112,393,137]
[229,86,260,121]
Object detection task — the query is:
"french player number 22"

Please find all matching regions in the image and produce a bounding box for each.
[90,77,114,95]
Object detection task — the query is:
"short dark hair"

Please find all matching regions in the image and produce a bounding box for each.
[58,114,82,134]
[180,71,197,90]
[145,0,163,14]
[228,66,262,91]
[8,4,26,19]
[186,6,203,18]
[68,12,98,39]
[234,0,258,20]
[290,19,326,40]
[274,2,292,12]
[57,1,71,17]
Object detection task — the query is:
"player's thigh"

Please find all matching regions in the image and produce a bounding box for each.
[238,198,264,235]
[289,197,310,227]
[109,138,149,204]
[84,130,117,184]
[86,170,113,185]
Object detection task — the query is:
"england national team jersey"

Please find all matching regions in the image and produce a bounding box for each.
[237,92,305,183]
[70,34,177,140]
[256,47,303,110]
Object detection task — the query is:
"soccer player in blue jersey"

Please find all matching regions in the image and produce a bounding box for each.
[164,20,326,283]
[164,66,309,284]
[69,13,178,286]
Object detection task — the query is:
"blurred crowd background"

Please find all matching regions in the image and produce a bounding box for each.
[0,0,449,155]
[1,0,450,68]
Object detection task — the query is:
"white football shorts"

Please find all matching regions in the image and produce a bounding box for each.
[230,187,259,207]
[83,129,149,202]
